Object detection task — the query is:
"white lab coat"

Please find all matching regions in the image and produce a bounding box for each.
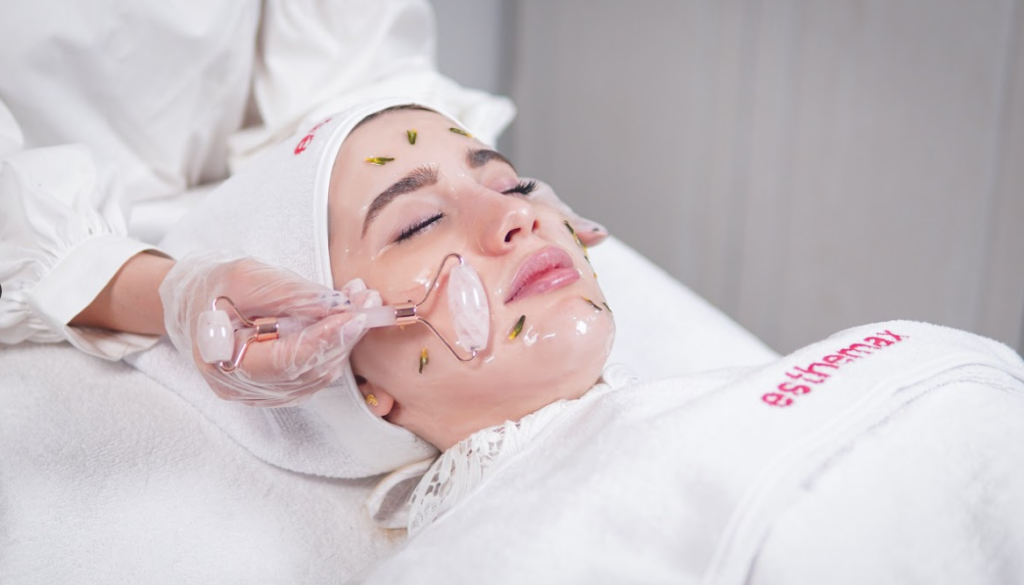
[0,0,513,360]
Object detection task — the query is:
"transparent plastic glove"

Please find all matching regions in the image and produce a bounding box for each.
[525,178,609,246]
[159,251,381,407]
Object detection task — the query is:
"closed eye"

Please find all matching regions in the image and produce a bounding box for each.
[502,179,537,196]
[395,212,444,243]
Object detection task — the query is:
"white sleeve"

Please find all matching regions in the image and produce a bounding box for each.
[0,98,163,360]
[228,0,516,169]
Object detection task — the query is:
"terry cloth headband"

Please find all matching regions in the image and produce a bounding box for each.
[135,97,485,478]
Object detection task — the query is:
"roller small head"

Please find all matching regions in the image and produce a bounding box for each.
[197,310,234,364]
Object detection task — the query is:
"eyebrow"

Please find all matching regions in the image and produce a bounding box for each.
[467,148,516,172]
[362,165,439,236]
[360,149,519,237]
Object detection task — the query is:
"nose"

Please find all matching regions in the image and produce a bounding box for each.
[473,190,539,255]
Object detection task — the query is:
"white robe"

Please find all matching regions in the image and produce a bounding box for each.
[356,321,1024,584]
[0,0,512,359]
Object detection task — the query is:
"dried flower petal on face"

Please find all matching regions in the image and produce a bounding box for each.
[407,129,417,145]
[365,157,395,166]
[564,220,576,237]
[565,220,589,258]
[582,297,603,311]
[365,393,379,407]
[508,315,526,340]
[449,127,473,138]
[419,347,428,374]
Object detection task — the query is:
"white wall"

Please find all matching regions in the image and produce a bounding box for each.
[435,0,1024,355]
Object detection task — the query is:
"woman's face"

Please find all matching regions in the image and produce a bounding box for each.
[328,109,614,449]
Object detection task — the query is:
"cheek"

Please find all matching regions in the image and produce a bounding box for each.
[352,325,422,375]
[329,237,372,291]
[365,222,475,305]
[350,316,463,391]
[491,295,615,373]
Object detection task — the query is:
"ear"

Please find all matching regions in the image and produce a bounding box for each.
[525,176,608,246]
[573,218,608,247]
[355,373,396,417]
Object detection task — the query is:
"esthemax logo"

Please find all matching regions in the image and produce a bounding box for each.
[294,117,332,155]
[762,330,908,408]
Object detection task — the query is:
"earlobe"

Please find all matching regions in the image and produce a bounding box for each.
[357,378,396,417]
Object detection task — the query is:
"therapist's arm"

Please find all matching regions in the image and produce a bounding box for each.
[0,98,167,358]
[70,252,173,336]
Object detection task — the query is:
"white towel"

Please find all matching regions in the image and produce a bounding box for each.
[352,321,1024,584]
[0,343,402,585]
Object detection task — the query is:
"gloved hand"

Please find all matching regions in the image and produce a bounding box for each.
[526,178,609,247]
[159,251,379,407]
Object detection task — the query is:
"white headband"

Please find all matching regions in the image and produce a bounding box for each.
[140,97,478,477]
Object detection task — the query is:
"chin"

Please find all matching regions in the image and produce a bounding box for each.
[496,296,615,397]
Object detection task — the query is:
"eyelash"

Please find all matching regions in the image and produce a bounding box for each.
[503,179,537,196]
[395,212,445,243]
[393,180,537,244]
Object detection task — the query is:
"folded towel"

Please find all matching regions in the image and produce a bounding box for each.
[352,321,1024,584]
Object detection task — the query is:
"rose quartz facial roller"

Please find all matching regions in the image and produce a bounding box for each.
[197,253,490,371]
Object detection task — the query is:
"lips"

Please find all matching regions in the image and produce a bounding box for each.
[505,246,580,304]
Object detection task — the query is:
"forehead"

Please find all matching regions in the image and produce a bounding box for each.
[346,108,466,150]
[327,109,486,240]
[334,109,477,189]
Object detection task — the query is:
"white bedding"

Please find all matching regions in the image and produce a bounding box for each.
[0,343,397,584]
[354,322,1024,585]
[0,236,775,583]
[598,238,778,378]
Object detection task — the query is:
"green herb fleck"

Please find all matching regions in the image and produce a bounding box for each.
[583,297,603,311]
[365,157,395,166]
[407,129,417,145]
[508,315,526,341]
[419,347,428,374]
[449,127,473,138]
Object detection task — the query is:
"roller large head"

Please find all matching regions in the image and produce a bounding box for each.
[448,260,489,352]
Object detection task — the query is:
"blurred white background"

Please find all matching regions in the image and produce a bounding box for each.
[432,0,1024,356]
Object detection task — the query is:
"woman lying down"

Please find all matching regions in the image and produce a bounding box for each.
[116,99,1024,583]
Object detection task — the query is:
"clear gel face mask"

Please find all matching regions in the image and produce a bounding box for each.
[356,252,489,360]
[197,253,490,370]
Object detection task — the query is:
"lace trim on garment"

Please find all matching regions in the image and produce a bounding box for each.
[406,399,573,535]
[406,364,639,535]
